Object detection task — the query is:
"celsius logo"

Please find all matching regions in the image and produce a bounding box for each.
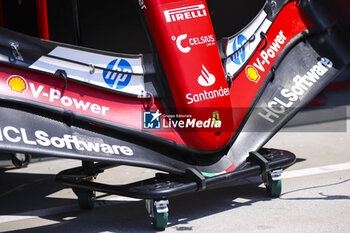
[172,34,215,53]
[173,34,191,53]
[198,65,215,87]
[103,59,133,90]
[7,75,28,94]
[231,35,248,65]
[164,4,207,23]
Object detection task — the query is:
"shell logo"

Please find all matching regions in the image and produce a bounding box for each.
[6,75,28,94]
[245,65,261,83]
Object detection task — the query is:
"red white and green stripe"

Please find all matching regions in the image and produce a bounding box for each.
[201,164,236,177]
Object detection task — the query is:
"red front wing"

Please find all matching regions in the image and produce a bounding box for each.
[0,0,312,152]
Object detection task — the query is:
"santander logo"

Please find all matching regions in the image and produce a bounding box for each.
[198,65,215,87]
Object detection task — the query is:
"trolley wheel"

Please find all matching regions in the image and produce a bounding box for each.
[146,199,169,230]
[266,172,282,197]
[153,205,169,230]
[73,187,96,210]
[11,153,31,168]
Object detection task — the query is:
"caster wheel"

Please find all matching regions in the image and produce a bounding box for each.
[11,153,31,168]
[266,172,282,198]
[146,199,169,230]
[73,187,96,210]
[153,206,168,231]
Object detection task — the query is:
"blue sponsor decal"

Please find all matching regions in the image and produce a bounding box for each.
[103,59,133,90]
[143,110,161,129]
[230,35,248,65]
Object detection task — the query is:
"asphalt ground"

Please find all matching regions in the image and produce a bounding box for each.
[0,86,349,232]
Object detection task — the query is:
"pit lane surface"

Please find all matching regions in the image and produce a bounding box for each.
[0,90,349,233]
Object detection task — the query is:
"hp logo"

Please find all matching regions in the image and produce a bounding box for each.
[103,59,133,90]
[231,35,248,65]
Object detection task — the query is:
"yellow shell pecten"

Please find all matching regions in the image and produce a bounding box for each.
[246,65,261,83]
[7,76,27,93]
[247,67,258,81]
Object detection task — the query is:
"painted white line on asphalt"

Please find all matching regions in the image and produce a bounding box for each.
[280,162,350,179]
[0,196,139,224]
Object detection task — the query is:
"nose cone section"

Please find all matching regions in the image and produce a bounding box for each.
[142,0,235,151]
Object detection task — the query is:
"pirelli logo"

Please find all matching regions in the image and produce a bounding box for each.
[164,4,207,23]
